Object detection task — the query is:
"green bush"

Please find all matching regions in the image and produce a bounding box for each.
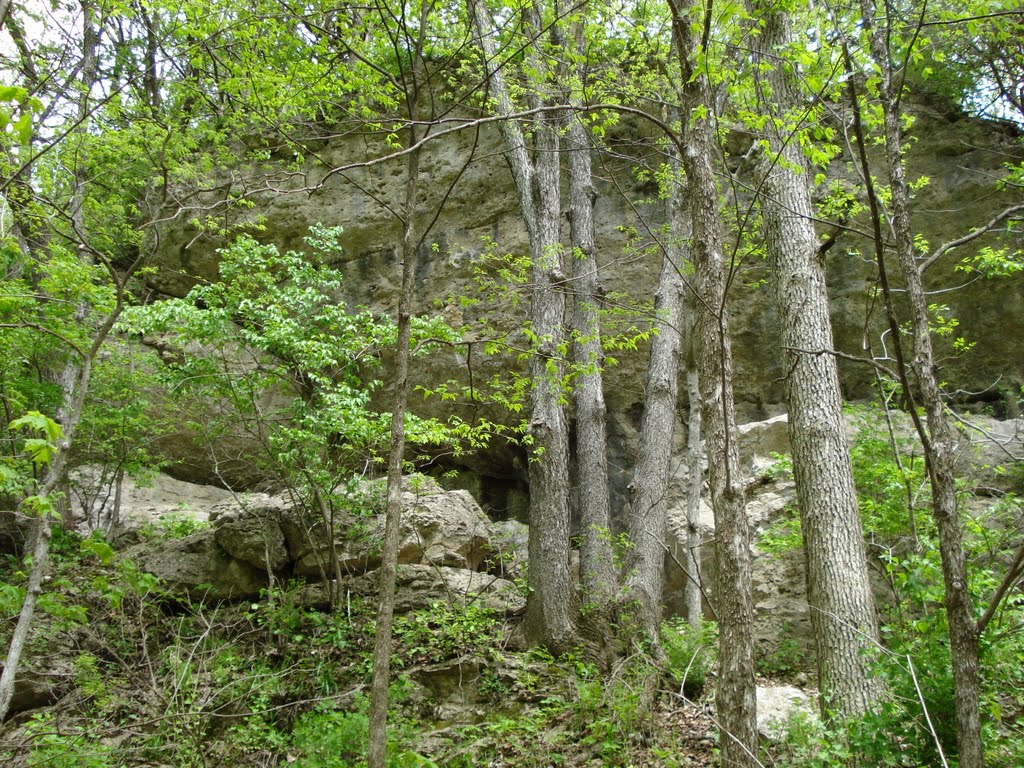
[661,617,717,697]
[25,713,115,768]
[291,702,370,768]
[393,600,501,665]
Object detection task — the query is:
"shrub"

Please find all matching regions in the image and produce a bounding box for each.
[662,617,717,697]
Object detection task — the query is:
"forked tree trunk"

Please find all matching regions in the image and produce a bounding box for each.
[622,170,688,637]
[669,0,758,762]
[751,4,883,718]
[858,2,982,763]
[467,0,576,652]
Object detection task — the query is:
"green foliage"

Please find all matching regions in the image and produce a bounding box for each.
[848,404,929,541]
[756,451,793,482]
[758,505,803,559]
[119,227,464,541]
[393,600,501,666]
[24,712,115,768]
[662,618,718,696]
[291,702,371,768]
[756,627,806,679]
[139,511,211,540]
[570,659,651,764]
[762,711,855,767]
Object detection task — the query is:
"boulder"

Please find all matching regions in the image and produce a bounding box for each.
[756,685,817,741]
[953,415,1023,492]
[739,413,791,474]
[126,531,267,599]
[212,496,290,572]
[69,466,231,537]
[294,485,493,578]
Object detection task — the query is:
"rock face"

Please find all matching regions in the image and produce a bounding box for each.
[148,105,1024,419]
[296,565,524,618]
[119,475,525,617]
[290,483,493,578]
[144,101,1024,526]
[128,531,269,599]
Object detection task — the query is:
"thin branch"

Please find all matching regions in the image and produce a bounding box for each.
[783,344,901,380]
[0,323,86,356]
[920,203,1024,272]
[977,541,1024,636]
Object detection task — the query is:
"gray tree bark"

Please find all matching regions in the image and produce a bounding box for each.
[858,2,982,763]
[622,171,688,638]
[565,10,616,614]
[751,4,883,718]
[669,0,758,762]
[683,311,703,629]
[367,127,421,768]
[467,0,576,652]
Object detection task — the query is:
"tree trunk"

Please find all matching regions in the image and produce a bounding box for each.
[683,312,703,629]
[669,0,758,762]
[0,2,108,723]
[362,0,453,750]
[858,2,982,763]
[366,120,422,768]
[566,11,616,614]
[752,4,883,718]
[0,312,116,721]
[467,0,576,652]
[622,172,688,638]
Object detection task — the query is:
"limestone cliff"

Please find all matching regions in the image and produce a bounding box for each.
[147,103,1024,495]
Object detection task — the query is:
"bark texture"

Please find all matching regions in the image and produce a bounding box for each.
[622,174,688,637]
[367,126,421,768]
[858,3,983,765]
[467,0,576,652]
[683,313,703,629]
[752,5,882,717]
[565,8,615,611]
[670,0,758,761]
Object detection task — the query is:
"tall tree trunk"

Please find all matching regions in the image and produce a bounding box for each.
[467,0,576,652]
[566,9,616,614]
[857,2,982,763]
[366,133,421,768]
[751,4,883,718]
[669,0,758,762]
[365,3,438,757]
[0,306,122,722]
[622,171,688,638]
[683,310,703,629]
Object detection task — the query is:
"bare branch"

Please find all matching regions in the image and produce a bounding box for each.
[921,203,1024,272]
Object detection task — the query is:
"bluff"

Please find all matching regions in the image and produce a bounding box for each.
[146,103,1024,501]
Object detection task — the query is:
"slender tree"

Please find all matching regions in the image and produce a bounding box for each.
[852,2,982,762]
[367,10,428,764]
[621,164,689,638]
[565,4,617,615]
[668,0,758,762]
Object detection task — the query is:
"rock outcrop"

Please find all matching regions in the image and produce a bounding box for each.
[118,476,526,619]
